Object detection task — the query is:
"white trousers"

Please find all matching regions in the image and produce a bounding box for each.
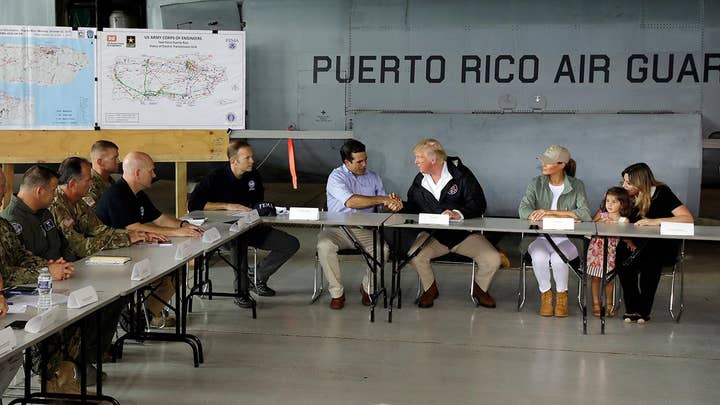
[527,237,578,293]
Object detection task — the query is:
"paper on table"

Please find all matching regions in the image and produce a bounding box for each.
[7,293,68,307]
[85,255,131,265]
[6,304,27,314]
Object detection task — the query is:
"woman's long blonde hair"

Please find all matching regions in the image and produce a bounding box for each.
[622,162,664,217]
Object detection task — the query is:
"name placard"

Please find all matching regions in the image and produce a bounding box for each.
[289,207,320,221]
[25,306,61,334]
[66,286,99,309]
[229,219,247,233]
[418,213,450,225]
[131,258,151,281]
[174,240,193,260]
[0,327,17,356]
[202,227,222,244]
[245,209,261,224]
[542,217,575,230]
[660,222,695,236]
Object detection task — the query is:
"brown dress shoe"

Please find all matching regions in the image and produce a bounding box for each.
[472,282,496,308]
[360,285,372,306]
[417,281,439,308]
[330,293,346,310]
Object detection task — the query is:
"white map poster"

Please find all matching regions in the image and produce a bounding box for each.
[97,28,245,129]
[0,26,95,129]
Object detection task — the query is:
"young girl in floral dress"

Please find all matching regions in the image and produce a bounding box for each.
[586,187,632,317]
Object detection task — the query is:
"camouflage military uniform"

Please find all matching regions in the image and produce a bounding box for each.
[87,169,114,207]
[49,188,131,258]
[0,217,76,375]
[0,217,46,286]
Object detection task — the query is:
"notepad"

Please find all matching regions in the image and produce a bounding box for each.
[85,255,131,265]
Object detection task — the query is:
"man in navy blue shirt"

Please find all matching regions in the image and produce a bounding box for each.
[189,140,299,304]
[97,151,204,327]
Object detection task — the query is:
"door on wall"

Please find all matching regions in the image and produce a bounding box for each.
[160,0,243,30]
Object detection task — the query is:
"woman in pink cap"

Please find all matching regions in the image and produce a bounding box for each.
[518,145,592,317]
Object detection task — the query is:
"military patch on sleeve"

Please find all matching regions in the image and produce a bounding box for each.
[82,196,96,207]
[11,222,22,235]
[41,219,55,232]
[62,217,75,227]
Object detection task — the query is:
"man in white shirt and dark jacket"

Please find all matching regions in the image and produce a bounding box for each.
[402,138,501,309]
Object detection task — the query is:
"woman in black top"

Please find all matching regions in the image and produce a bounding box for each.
[616,163,694,323]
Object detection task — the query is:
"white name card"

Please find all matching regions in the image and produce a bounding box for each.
[174,240,193,260]
[66,286,99,309]
[289,207,320,221]
[418,213,450,225]
[542,217,575,230]
[131,258,151,281]
[25,306,61,334]
[0,327,17,356]
[202,227,222,244]
[230,219,251,233]
[660,222,695,236]
[245,209,261,224]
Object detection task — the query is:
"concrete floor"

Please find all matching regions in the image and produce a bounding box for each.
[5,227,719,404]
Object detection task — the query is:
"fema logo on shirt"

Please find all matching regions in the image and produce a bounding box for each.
[447,184,459,195]
[11,222,22,235]
[248,180,255,191]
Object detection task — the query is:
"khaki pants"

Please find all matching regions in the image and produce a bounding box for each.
[317,227,388,299]
[409,232,500,291]
[145,275,175,317]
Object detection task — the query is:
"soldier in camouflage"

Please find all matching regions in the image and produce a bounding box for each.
[50,156,153,257]
[87,140,120,205]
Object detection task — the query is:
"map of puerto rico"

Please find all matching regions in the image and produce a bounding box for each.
[0,92,33,125]
[98,29,244,129]
[0,26,95,129]
[109,54,227,106]
[0,44,89,85]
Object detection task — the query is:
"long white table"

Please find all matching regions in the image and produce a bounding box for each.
[1,289,124,404]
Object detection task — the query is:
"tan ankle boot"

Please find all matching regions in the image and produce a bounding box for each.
[555,291,569,317]
[540,290,554,316]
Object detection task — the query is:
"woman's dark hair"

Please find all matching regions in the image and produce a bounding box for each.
[601,186,632,217]
[563,158,576,177]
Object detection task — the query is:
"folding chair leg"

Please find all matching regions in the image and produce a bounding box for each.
[415,273,422,302]
[669,257,685,322]
[518,261,527,311]
[310,253,324,304]
[470,261,479,306]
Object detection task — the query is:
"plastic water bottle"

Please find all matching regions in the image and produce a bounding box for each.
[37,267,52,311]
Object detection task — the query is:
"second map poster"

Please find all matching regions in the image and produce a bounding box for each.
[97,28,245,129]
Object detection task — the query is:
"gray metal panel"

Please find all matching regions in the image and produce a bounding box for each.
[160,0,242,30]
[354,112,702,217]
[244,0,350,130]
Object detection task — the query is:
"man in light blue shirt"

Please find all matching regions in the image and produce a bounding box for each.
[318,139,402,309]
